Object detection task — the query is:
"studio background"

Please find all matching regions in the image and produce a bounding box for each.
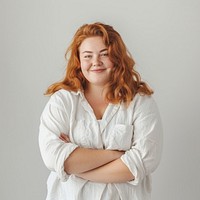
[1,0,200,199]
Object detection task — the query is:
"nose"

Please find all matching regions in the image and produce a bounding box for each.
[92,55,103,66]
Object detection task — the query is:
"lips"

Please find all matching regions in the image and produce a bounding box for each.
[90,68,106,73]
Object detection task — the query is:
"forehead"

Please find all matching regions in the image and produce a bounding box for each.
[79,36,107,52]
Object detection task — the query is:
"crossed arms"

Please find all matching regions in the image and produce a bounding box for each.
[39,95,162,184]
[60,133,135,183]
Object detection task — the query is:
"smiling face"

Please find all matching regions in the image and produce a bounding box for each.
[79,36,114,88]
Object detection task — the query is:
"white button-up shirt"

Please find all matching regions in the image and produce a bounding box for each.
[39,89,162,200]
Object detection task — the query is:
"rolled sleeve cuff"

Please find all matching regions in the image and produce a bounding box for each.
[56,143,79,181]
[42,142,79,182]
[120,149,146,186]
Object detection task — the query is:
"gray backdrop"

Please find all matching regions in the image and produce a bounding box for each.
[1,0,200,199]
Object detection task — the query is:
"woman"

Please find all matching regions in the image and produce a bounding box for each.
[39,22,163,200]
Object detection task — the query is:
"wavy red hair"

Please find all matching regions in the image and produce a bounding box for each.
[45,22,153,104]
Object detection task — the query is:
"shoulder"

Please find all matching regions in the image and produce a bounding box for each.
[49,89,80,104]
[133,93,156,107]
[50,89,75,99]
[41,89,81,117]
[43,89,81,113]
[131,94,160,115]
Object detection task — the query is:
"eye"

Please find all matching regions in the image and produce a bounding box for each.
[100,52,109,57]
[84,55,92,59]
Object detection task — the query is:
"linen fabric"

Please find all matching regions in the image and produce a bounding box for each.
[39,89,162,200]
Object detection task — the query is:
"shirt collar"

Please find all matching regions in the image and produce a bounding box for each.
[71,90,84,99]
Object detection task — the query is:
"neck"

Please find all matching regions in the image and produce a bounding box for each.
[84,84,109,120]
[85,84,107,99]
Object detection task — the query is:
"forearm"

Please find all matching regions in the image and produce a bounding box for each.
[76,158,135,183]
[64,147,124,174]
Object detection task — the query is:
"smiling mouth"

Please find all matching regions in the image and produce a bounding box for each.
[90,69,106,73]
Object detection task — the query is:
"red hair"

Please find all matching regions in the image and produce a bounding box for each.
[45,22,153,104]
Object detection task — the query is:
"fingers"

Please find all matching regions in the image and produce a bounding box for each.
[59,133,71,143]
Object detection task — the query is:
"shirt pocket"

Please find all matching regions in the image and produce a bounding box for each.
[107,124,134,151]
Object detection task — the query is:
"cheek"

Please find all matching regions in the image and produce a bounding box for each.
[80,63,90,79]
[107,61,114,69]
[80,60,91,71]
[104,57,114,68]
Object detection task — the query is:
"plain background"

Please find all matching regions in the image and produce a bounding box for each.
[1,0,200,199]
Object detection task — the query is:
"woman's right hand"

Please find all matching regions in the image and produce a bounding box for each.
[59,133,71,143]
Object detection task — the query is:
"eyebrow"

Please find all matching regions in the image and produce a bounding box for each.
[82,48,108,54]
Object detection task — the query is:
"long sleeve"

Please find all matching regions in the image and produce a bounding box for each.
[120,95,163,185]
[39,93,78,181]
